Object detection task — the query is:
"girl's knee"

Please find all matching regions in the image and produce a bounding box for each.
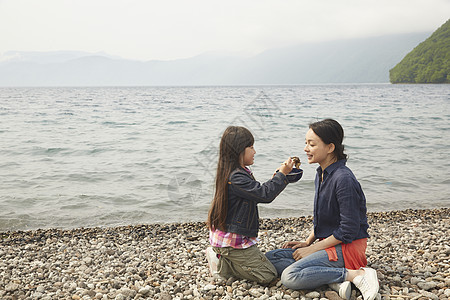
[258,271,277,285]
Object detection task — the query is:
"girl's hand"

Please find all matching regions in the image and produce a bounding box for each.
[279,157,294,175]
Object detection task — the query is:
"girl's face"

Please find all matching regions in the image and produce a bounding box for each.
[304,129,334,167]
[241,145,256,167]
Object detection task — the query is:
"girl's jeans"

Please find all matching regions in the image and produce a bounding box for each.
[265,244,347,290]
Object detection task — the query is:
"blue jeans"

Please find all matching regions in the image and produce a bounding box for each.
[265,244,347,290]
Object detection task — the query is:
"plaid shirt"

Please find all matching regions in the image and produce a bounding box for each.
[209,229,258,249]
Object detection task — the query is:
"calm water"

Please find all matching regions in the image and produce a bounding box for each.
[1,85,449,231]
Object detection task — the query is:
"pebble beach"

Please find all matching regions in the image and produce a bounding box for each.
[1,208,449,300]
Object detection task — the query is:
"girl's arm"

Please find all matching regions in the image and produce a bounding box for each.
[230,158,294,203]
[230,171,289,203]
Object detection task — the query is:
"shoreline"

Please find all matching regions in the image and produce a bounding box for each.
[1,208,449,299]
[2,205,449,234]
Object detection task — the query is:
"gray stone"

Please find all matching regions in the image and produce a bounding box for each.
[444,289,450,297]
[119,288,136,298]
[249,288,263,297]
[183,289,193,296]
[83,257,93,265]
[5,283,19,292]
[138,287,150,295]
[114,294,125,300]
[203,284,216,291]
[419,291,439,300]
[159,292,172,300]
[305,291,320,298]
[417,281,437,290]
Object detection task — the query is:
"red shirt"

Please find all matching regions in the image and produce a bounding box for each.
[324,238,367,270]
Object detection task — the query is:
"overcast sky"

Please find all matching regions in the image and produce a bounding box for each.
[0,0,449,61]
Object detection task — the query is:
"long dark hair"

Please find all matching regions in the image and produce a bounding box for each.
[207,126,254,231]
[309,119,347,160]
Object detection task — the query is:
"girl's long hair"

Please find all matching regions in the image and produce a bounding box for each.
[207,126,254,231]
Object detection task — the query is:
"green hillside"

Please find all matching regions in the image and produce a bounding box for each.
[390,19,450,83]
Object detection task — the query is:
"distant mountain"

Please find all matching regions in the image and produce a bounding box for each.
[229,33,431,84]
[0,50,124,64]
[390,19,450,83]
[0,32,431,86]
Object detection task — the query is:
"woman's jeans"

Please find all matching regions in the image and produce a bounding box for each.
[265,244,347,290]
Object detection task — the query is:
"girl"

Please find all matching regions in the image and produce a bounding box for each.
[266,119,379,300]
[206,126,294,284]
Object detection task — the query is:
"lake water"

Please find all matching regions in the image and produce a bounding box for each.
[0,84,449,231]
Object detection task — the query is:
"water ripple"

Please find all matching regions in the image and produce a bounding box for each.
[0,85,449,231]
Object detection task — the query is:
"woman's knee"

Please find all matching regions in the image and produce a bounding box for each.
[280,266,307,290]
[280,266,297,289]
[265,248,291,260]
[265,249,277,261]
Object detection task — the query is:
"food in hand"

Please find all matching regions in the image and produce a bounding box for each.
[291,156,301,169]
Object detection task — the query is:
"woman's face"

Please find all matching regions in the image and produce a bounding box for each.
[304,129,333,165]
[241,145,256,167]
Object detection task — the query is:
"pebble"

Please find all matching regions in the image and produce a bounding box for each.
[417,280,437,290]
[203,284,216,291]
[410,277,421,285]
[5,283,19,292]
[0,208,448,299]
[305,291,320,298]
[420,291,439,300]
[138,286,150,295]
[324,291,341,300]
[444,289,450,297]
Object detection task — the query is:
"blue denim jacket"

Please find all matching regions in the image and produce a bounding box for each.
[226,167,289,237]
[314,159,369,244]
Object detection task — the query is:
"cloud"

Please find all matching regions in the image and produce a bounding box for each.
[0,0,449,61]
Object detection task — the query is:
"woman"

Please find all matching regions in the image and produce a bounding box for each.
[266,119,379,300]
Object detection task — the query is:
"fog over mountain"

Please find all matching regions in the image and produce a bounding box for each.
[0,32,430,86]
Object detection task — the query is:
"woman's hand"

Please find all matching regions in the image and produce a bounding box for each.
[282,241,309,249]
[292,235,342,261]
[283,229,315,250]
[293,246,316,261]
